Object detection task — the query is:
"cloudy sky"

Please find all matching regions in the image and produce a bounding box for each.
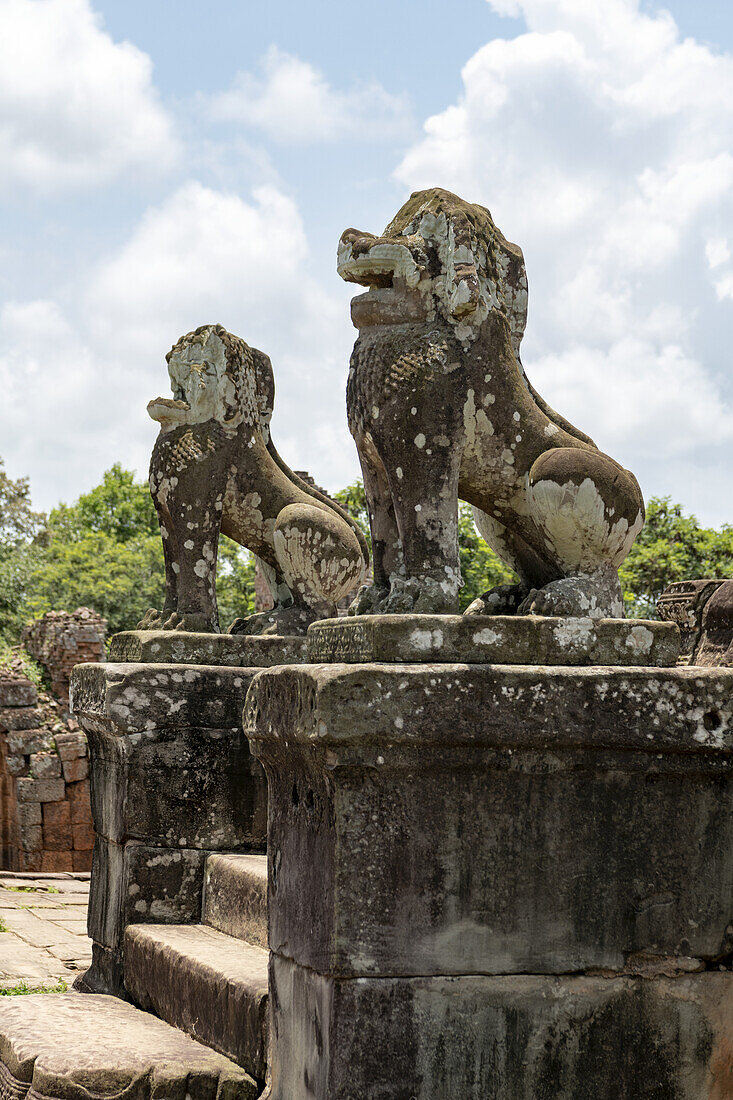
[1,0,732,525]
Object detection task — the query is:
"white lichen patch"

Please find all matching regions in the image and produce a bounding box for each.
[472,628,503,646]
[553,618,596,648]
[409,628,444,654]
[624,625,654,655]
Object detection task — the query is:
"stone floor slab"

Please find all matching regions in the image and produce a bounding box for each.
[0,993,257,1097]
[0,872,91,987]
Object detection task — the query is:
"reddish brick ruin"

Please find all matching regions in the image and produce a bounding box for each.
[22,607,107,710]
[0,608,105,872]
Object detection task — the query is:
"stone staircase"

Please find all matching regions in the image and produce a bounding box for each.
[0,853,269,1098]
[124,853,269,1081]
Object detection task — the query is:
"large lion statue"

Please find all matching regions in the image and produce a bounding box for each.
[139,324,368,634]
[338,187,644,618]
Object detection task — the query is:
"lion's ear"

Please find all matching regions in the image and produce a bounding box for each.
[446,210,481,319]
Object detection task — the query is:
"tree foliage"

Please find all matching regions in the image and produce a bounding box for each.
[0,463,257,639]
[620,497,733,617]
[0,459,45,549]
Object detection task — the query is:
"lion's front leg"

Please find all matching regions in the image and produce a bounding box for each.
[379,436,463,615]
[150,463,224,633]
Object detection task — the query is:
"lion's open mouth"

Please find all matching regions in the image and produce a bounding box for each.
[147,397,190,424]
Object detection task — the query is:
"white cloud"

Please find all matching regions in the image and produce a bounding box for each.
[395,0,733,523]
[0,0,178,191]
[0,183,360,510]
[209,46,411,144]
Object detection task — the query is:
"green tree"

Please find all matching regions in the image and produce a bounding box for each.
[457,502,516,610]
[216,537,256,629]
[0,459,45,548]
[23,466,166,634]
[23,466,257,634]
[620,497,733,617]
[333,480,371,551]
[0,461,46,639]
[47,463,158,543]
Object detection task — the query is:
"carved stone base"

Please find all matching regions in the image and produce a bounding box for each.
[245,660,732,1098]
[307,613,679,666]
[109,629,308,666]
[70,661,267,995]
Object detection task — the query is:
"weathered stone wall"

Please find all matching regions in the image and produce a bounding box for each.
[22,607,107,709]
[0,673,93,872]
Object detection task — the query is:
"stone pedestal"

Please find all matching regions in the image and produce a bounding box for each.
[70,631,306,996]
[244,616,733,1099]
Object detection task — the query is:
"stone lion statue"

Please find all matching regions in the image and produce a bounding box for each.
[139,324,368,634]
[338,187,644,618]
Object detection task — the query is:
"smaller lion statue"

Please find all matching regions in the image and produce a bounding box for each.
[338,188,644,618]
[138,324,368,634]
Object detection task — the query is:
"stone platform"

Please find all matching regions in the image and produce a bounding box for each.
[109,629,308,666]
[307,613,679,666]
[244,656,733,1098]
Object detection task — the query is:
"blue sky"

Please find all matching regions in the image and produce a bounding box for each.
[1,0,732,527]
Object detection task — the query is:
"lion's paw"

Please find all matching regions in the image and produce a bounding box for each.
[463,583,529,617]
[347,584,389,616]
[517,571,624,619]
[229,605,319,637]
[137,608,165,630]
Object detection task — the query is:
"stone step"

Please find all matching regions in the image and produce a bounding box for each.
[204,852,268,948]
[124,922,269,1082]
[0,992,257,1097]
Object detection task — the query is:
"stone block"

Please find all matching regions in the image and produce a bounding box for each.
[268,957,732,1100]
[109,629,309,667]
[62,754,89,782]
[124,923,269,1079]
[5,754,26,776]
[72,848,93,872]
[71,661,258,734]
[0,993,257,1097]
[43,800,71,827]
[30,751,62,779]
[16,776,65,803]
[84,836,210,993]
[0,707,43,731]
[7,728,49,755]
[54,730,87,760]
[41,850,73,872]
[20,825,42,851]
[0,678,37,707]
[76,666,266,851]
[19,850,42,872]
[246,663,733,977]
[203,853,268,949]
[72,823,95,850]
[307,613,680,666]
[66,779,92,823]
[43,821,72,850]
[18,802,42,827]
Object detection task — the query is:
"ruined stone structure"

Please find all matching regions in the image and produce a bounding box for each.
[658,578,733,666]
[3,198,732,1098]
[0,673,92,873]
[140,324,367,636]
[246,615,733,1098]
[22,607,107,709]
[339,188,644,618]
